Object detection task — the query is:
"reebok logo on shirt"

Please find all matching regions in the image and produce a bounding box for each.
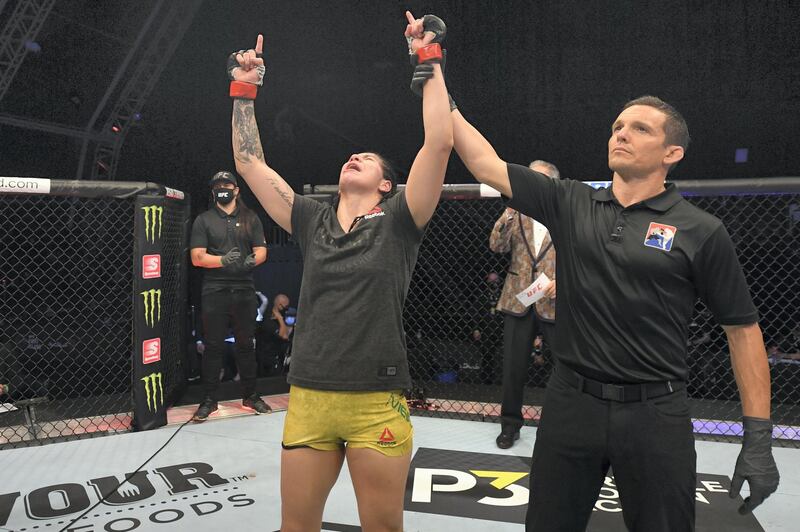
[364,206,385,220]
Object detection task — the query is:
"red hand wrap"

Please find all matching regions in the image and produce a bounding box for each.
[415,43,443,64]
[229,81,257,100]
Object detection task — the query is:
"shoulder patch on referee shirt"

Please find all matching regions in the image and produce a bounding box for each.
[643,222,677,252]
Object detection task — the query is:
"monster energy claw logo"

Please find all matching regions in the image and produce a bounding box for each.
[142,372,164,412]
[142,205,163,243]
[141,288,162,327]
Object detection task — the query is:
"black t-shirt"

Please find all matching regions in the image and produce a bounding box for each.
[288,191,424,391]
[256,315,289,354]
[190,205,267,293]
[506,163,758,383]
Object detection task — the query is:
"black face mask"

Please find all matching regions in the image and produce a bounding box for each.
[214,188,235,205]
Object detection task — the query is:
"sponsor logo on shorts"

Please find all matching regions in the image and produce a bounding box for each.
[386,393,410,422]
[378,427,396,446]
[643,222,677,252]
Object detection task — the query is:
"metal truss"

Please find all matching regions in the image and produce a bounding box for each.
[0,0,56,103]
[79,0,203,180]
[0,0,200,181]
[0,111,112,142]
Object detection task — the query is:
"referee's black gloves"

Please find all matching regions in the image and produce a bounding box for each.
[729,416,780,514]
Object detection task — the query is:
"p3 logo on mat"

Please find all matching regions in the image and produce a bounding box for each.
[404,448,531,523]
[405,448,764,530]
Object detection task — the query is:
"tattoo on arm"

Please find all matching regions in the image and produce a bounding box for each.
[232,99,265,164]
[272,176,294,207]
[232,99,294,208]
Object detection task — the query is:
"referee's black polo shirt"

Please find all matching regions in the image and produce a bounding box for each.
[505,163,758,383]
[190,204,266,293]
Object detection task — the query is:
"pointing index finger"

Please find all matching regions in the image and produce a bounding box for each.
[405,10,416,25]
[255,34,263,54]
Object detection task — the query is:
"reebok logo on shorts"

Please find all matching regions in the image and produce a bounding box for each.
[378,427,396,446]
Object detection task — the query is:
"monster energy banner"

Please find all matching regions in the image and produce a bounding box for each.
[133,196,168,430]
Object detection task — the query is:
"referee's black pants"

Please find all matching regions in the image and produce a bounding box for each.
[201,288,257,401]
[526,366,696,532]
[500,311,553,431]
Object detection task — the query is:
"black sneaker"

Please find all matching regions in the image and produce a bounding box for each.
[496,426,520,449]
[192,398,218,422]
[242,395,271,414]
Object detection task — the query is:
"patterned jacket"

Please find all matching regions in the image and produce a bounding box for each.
[489,210,556,321]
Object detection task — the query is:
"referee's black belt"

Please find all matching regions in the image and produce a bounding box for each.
[556,364,684,403]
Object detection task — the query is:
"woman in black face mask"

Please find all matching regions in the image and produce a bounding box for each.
[189,170,270,420]
[213,183,236,206]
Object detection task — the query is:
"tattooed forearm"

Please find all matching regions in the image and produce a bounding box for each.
[268,175,294,207]
[232,99,266,164]
[231,98,294,208]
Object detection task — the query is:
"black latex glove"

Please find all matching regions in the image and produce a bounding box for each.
[729,416,780,514]
[243,252,257,270]
[220,247,241,267]
[410,63,434,97]
[409,61,457,111]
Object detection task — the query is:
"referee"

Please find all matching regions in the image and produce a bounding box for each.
[448,95,779,530]
[190,171,270,421]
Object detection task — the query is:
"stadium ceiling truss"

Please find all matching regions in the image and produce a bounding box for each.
[0,0,202,180]
[0,0,55,103]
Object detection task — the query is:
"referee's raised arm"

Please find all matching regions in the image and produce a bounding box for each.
[451,108,512,197]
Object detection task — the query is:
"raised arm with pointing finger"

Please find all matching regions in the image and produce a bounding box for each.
[229,20,452,234]
[401,10,453,228]
[229,34,295,233]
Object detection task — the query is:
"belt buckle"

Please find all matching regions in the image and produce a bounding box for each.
[601,383,625,402]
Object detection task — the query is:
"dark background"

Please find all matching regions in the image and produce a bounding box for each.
[1,0,799,209]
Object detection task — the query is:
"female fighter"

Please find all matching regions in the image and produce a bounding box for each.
[227,11,450,531]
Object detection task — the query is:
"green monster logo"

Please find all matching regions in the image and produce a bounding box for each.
[141,288,162,327]
[141,372,164,412]
[141,205,163,244]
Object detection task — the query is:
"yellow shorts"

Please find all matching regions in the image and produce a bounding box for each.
[282,385,413,457]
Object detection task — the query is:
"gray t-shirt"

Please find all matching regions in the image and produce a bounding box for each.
[289,191,424,391]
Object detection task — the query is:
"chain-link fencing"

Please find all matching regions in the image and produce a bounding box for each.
[0,178,189,449]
